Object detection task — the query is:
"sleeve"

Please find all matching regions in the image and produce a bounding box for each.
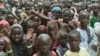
[56,49,61,56]
[64,51,69,56]
[83,48,89,56]
[52,51,57,56]
[90,16,94,28]
[91,27,98,46]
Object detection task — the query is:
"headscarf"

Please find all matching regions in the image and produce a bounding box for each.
[11,24,23,31]
[52,6,61,13]
[0,20,10,36]
[0,20,9,25]
[11,24,28,56]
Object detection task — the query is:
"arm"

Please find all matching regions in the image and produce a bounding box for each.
[26,39,33,56]
[4,37,13,56]
[26,32,34,56]
[31,11,52,21]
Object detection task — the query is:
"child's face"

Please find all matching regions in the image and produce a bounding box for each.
[62,10,73,23]
[0,40,5,50]
[34,17,41,26]
[27,28,34,34]
[44,6,50,13]
[97,12,100,21]
[10,27,23,43]
[79,14,89,27]
[92,3,100,16]
[59,35,68,46]
[39,38,51,53]
[69,34,80,50]
[53,10,62,19]
[48,24,57,33]
[34,5,39,11]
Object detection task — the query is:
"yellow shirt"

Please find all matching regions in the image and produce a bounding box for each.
[64,47,89,56]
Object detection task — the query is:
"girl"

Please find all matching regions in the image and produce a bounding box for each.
[10,24,33,56]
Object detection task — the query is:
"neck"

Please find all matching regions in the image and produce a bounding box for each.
[61,44,68,48]
[80,25,88,30]
[39,51,50,56]
[71,47,80,52]
[0,49,3,52]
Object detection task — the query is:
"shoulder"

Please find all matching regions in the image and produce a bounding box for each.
[88,26,94,32]
[80,47,87,50]
[80,47,88,52]
[52,51,57,56]
[33,53,38,56]
[64,50,71,56]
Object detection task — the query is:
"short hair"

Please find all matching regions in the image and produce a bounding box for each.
[38,34,51,42]
[57,30,68,40]
[69,30,81,39]
[79,10,89,20]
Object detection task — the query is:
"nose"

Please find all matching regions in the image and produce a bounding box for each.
[72,41,76,44]
[15,34,19,38]
[43,45,47,49]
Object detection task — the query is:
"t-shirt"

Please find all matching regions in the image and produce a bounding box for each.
[0,52,7,56]
[11,40,28,56]
[64,47,89,56]
[89,15,100,28]
[33,51,57,56]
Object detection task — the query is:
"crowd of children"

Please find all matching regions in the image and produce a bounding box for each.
[0,0,100,56]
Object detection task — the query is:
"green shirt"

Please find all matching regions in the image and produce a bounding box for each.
[90,15,99,28]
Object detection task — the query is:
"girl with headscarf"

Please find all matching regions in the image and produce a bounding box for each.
[9,24,33,56]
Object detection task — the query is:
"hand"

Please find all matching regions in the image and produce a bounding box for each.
[3,37,11,44]
[58,18,63,23]
[70,7,77,12]
[26,29,33,40]
[92,45,97,51]
[3,37,12,50]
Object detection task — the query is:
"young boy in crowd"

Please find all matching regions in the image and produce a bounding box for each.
[77,10,98,56]
[90,3,100,28]
[64,30,89,56]
[33,34,57,56]
[56,30,69,56]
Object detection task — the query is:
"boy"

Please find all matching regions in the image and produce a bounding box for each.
[56,30,69,56]
[77,10,98,56]
[64,30,89,56]
[33,34,57,56]
[89,3,100,28]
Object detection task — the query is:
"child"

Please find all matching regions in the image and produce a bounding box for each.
[64,30,89,56]
[89,3,100,28]
[0,20,10,37]
[47,20,59,51]
[62,8,75,30]
[0,37,7,56]
[77,10,98,56]
[10,24,33,56]
[56,30,69,56]
[5,14,16,26]
[34,25,48,53]
[33,34,57,56]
